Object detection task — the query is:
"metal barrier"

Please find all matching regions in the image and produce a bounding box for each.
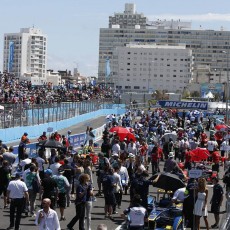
[13,124,106,158]
[219,193,230,229]
[0,99,117,129]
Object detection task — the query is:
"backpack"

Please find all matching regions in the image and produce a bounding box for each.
[32,176,40,193]
[223,173,230,185]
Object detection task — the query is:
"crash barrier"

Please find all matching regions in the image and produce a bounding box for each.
[0,100,125,129]
[219,193,230,229]
[13,123,106,158]
[3,107,126,143]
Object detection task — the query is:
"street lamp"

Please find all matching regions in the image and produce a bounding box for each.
[223,51,229,124]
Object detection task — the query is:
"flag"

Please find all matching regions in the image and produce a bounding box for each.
[8,41,14,72]
[105,57,111,78]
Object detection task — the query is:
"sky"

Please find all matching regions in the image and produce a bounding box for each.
[1,0,230,77]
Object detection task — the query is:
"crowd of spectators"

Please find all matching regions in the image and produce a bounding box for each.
[0,71,115,106]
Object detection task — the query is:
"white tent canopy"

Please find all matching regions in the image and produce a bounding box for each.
[204,91,214,99]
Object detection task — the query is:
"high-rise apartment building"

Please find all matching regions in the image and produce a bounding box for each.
[3,28,47,84]
[98,3,230,89]
[113,44,193,93]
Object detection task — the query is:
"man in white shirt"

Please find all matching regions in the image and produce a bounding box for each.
[172,187,186,204]
[49,157,61,176]
[35,198,60,230]
[19,153,31,172]
[7,173,29,230]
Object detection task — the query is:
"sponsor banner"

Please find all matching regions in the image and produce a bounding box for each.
[8,41,14,72]
[13,124,106,157]
[158,100,208,110]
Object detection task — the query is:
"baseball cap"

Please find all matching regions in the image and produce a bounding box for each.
[58,167,64,173]
[112,153,119,157]
[44,169,53,175]
[128,153,135,158]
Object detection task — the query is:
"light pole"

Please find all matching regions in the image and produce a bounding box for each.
[223,51,229,124]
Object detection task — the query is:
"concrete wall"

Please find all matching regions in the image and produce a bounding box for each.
[1,108,126,143]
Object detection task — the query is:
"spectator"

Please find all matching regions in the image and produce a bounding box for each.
[7,173,29,230]
[210,177,224,228]
[2,146,16,165]
[35,198,60,230]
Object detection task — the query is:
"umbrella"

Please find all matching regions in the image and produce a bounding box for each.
[190,148,210,161]
[109,126,136,141]
[151,172,185,192]
[215,124,227,131]
[161,133,177,142]
[37,139,63,149]
[109,126,130,134]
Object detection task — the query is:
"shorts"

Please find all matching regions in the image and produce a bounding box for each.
[104,191,116,206]
[211,202,221,214]
[0,185,7,196]
[58,193,66,208]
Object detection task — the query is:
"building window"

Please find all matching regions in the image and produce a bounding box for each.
[134,86,140,89]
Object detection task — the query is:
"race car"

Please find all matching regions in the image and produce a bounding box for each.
[147,194,183,230]
[148,206,183,230]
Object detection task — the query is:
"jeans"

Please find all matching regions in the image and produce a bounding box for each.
[85,201,92,230]
[67,202,86,230]
[66,184,72,207]
[10,198,25,230]
[28,189,37,214]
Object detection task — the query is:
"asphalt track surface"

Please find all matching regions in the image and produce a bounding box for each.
[0,116,228,230]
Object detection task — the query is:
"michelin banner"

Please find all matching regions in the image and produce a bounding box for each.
[158,100,208,110]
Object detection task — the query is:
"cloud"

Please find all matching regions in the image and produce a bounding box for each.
[148,13,230,22]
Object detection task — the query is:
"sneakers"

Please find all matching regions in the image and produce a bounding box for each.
[211,224,219,228]
[113,211,118,214]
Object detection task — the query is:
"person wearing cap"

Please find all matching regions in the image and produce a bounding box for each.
[7,173,29,230]
[53,166,70,220]
[37,132,47,142]
[109,152,119,167]
[164,152,184,175]
[41,169,58,209]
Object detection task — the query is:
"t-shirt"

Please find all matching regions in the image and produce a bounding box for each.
[173,187,186,202]
[41,177,57,196]
[0,166,11,186]
[36,157,45,171]
[25,171,37,190]
[75,184,88,203]
[102,174,114,193]
[53,175,70,193]
[124,205,147,227]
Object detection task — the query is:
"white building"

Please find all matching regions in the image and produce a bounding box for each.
[46,70,62,86]
[3,28,47,84]
[113,44,193,93]
[98,3,230,85]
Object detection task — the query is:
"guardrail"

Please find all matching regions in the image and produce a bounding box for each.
[13,124,106,158]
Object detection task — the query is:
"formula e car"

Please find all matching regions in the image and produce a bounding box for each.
[148,196,183,230]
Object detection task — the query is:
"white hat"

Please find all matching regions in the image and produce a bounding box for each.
[168,152,175,158]
[112,153,119,157]
[128,153,135,158]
